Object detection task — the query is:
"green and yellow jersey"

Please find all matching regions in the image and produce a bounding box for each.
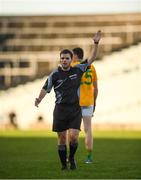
[71,61,97,106]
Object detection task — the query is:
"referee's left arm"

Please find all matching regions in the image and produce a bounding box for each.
[87,30,101,66]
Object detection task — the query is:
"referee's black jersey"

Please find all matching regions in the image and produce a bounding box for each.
[42,63,88,105]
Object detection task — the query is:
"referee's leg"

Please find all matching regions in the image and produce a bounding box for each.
[68,128,79,169]
[57,131,67,170]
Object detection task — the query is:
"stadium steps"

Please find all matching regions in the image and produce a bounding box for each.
[0,13,141,89]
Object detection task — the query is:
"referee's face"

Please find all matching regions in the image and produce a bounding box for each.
[60,53,72,70]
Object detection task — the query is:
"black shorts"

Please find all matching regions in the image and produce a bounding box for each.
[53,103,82,132]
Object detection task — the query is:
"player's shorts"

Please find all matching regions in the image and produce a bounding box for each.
[53,103,82,132]
[81,105,94,117]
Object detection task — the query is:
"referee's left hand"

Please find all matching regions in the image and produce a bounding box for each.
[35,98,40,107]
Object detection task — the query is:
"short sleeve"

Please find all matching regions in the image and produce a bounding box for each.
[75,63,88,72]
[42,72,54,93]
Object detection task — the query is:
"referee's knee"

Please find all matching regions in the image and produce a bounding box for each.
[58,133,67,144]
[69,135,78,144]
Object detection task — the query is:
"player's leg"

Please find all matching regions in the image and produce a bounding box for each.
[83,116,93,163]
[57,131,67,170]
[68,128,79,169]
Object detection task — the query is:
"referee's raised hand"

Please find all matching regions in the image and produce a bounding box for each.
[35,98,41,107]
[93,30,101,44]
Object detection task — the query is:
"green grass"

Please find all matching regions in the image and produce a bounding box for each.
[0,130,141,179]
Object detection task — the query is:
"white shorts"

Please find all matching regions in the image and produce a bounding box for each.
[81,105,94,117]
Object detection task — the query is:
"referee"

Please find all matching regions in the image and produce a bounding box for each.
[35,30,101,170]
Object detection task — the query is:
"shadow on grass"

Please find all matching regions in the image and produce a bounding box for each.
[0,137,141,179]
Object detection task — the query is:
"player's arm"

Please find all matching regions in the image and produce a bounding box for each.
[87,30,101,66]
[93,81,98,108]
[35,73,53,107]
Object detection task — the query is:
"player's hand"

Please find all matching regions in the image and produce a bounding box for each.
[35,98,40,107]
[93,30,101,44]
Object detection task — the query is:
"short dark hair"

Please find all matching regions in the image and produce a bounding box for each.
[72,47,84,59]
[60,49,73,59]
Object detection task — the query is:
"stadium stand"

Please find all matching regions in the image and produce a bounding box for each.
[0,13,141,88]
[0,43,141,130]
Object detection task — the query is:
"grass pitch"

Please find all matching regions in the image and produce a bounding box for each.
[0,130,141,179]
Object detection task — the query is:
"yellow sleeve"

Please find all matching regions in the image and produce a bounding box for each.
[91,65,98,82]
[71,61,80,67]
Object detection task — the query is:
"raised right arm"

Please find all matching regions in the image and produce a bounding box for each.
[87,30,101,66]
